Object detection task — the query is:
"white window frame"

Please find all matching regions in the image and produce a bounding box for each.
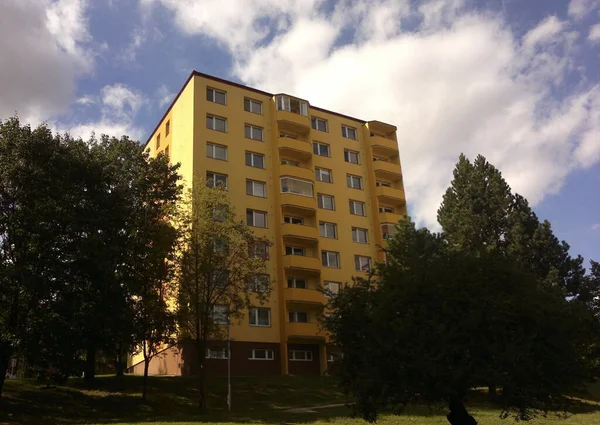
[376,181,391,187]
[281,159,299,166]
[289,350,313,361]
[322,251,340,268]
[248,274,270,292]
[355,255,372,272]
[244,98,263,114]
[212,305,228,325]
[352,227,369,244]
[315,167,332,183]
[249,349,274,360]
[319,222,337,239]
[313,142,330,157]
[344,150,360,164]
[249,307,271,327]
[324,281,340,298]
[206,114,227,132]
[311,117,328,132]
[342,125,357,140]
[284,216,304,225]
[206,172,228,189]
[287,277,307,289]
[382,223,397,240]
[350,200,366,216]
[289,311,309,323]
[206,143,227,161]
[206,348,228,359]
[245,124,264,141]
[207,87,227,105]
[347,174,363,189]
[280,177,314,198]
[317,193,335,210]
[246,180,266,198]
[245,151,265,168]
[379,206,394,213]
[247,209,267,228]
[285,246,305,256]
[276,95,308,116]
[373,156,389,162]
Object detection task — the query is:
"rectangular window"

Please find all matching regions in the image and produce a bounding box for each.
[352,227,369,244]
[212,305,228,325]
[246,180,266,198]
[248,274,270,292]
[318,194,335,210]
[328,352,343,362]
[289,350,313,361]
[245,151,265,168]
[382,223,397,240]
[249,349,274,360]
[164,146,169,158]
[289,311,308,323]
[349,200,366,216]
[280,177,313,197]
[245,124,263,141]
[284,216,304,225]
[342,125,357,140]
[322,251,340,268]
[165,120,170,136]
[244,98,263,114]
[315,167,332,183]
[213,238,228,255]
[249,307,270,327]
[280,132,298,139]
[207,115,227,132]
[213,205,228,222]
[319,222,337,239]
[379,206,394,213]
[344,150,359,164]
[311,117,328,132]
[249,241,269,259]
[285,246,305,256]
[325,281,340,298]
[206,172,228,189]
[212,270,228,289]
[246,209,267,228]
[206,143,227,160]
[281,159,299,166]
[313,142,330,157]
[347,174,363,189]
[276,95,308,116]
[206,348,228,359]
[206,87,226,105]
[376,181,391,187]
[156,133,161,149]
[355,255,372,272]
[373,156,389,162]
[287,277,307,289]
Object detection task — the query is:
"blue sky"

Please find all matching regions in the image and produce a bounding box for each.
[1,0,599,267]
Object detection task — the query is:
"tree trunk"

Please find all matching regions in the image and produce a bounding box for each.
[0,343,12,402]
[488,385,497,400]
[84,345,96,384]
[142,360,149,402]
[198,364,207,411]
[115,346,124,377]
[447,395,477,425]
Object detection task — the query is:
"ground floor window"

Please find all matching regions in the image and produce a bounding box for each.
[249,349,275,360]
[206,348,228,359]
[289,350,313,361]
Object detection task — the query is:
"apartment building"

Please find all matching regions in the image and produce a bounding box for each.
[129,71,406,377]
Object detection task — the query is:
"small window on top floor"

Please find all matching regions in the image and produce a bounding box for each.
[342,125,357,140]
[244,98,263,114]
[311,117,328,132]
[165,120,170,136]
[207,87,226,105]
[156,133,161,149]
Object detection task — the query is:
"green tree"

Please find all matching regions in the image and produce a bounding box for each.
[175,180,272,410]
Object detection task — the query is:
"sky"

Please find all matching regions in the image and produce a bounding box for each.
[0,0,599,267]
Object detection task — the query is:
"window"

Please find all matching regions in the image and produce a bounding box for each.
[207,115,227,132]
[328,352,343,362]
[206,172,228,189]
[246,209,267,228]
[248,274,270,292]
[249,307,270,326]
[349,200,366,216]
[287,277,307,288]
[319,222,337,239]
[164,146,169,158]
[342,125,357,140]
[379,206,394,213]
[355,255,372,272]
[249,241,269,259]
[206,348,228,359]
[285,246,305,256]
[207,87,226,105]
[212,270,228,289]
[212,305,228,325]
[213,204,229,222]
[347,174,363,189]
[352,227,368,244]
[246,180,266,198]
[284,216,304,225]
[213,238,228,255]
[322,251,340,268]
[376,181,391,187]
[245,151,265,168]
[289,311,308,323]
[165,120,170,136]
[318,193,335,210]
[315,167,332,183]
[281,159,299,166]
[324,281,340,297]
[249,349,274,360]
[280,177,313,197]
[156,133,161,149]
[311,117,328,132]
[280,132,298,139]
[244,98,263,114]
[313,142,330,157]
[382,223,397,240]
[289,350,313,361]
[373,156,389,162]
[344,150,359,164]
[276,95,308,116]
[206,143,227,160]
[245,124,263,141]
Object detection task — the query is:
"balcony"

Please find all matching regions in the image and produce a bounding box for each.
[282,223,319,241]
[379,211,404,224]
[283,255,321,274]
[373,161,402,181]
[376,186,406,206]
[280,164,314,181]
[284,288,325,305]
[278,137,312,159]
[280,193,316,211]
[286,322,325,339]
[370,135,398,156]
[277,110,311,133]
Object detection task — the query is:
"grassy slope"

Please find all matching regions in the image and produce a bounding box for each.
[0,375,599,425]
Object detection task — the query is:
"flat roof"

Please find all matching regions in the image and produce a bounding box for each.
[144,70,397,148]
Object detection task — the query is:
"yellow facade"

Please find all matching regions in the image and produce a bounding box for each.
[144,71,406,375]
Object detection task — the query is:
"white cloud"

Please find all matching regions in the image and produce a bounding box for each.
[589,24,600,42]
[120,27,146,62]
[592,224,600,231]
[156,85,175,108]
[144,0,600,229]
[569,0,599,20]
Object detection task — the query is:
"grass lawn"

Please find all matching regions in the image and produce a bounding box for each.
[1,375,600,425]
